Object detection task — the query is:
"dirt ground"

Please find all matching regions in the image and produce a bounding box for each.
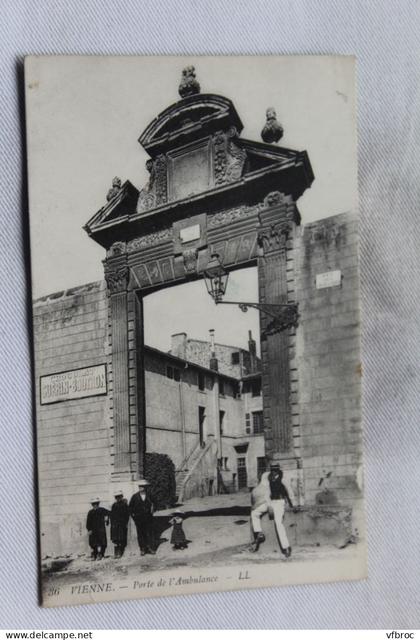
[43,493,358,590]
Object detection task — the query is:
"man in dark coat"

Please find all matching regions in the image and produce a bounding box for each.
[86,498,110,560]
[129,479,155,556]
[110,490,130,558]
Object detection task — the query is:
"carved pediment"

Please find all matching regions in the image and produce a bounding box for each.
[84,180,139,235]
[84,86,314,251]
[138,94,243,157]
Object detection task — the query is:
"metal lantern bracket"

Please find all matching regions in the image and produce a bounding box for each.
[216,299,299,337]
[203,253,299,336]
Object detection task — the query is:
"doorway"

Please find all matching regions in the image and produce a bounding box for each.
[237,457,248,490]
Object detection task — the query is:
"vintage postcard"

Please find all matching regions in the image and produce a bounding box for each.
[25,55,366,607]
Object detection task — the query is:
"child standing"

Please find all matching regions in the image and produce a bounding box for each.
[169,511,188,550]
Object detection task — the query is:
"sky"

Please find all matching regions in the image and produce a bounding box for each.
[25,56,357,352]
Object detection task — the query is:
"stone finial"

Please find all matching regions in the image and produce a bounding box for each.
[261,107,284,144]
[106,176,122,201]
[178,65,201,98]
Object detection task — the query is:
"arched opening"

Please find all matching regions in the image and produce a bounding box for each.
[142,265,265,501]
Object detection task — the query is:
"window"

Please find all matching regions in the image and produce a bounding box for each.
[257,457,267,481]
[198,371,205,391]
[237,457,247,489]
[251,378,261,397]
[231,351,240,365]
[245,412,251,434]
[252,411,264,434]
[219,379,225,396]
[166,365,180,381]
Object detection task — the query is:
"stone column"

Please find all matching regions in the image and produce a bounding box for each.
[257,192,298,460]
[128,289,146,478]
[105,249,146,481]
[105,256,131,474]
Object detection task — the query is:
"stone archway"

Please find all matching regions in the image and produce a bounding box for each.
[85,74,314,487]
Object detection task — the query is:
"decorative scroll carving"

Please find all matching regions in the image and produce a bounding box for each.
[127,227,172,252]
[105,265,129,294]
[154,154,168,205]
[257,222,291,253]
[137,159,156,212]
[137,190,155,212]
[261,107,283,144]
[226,127,247,181]
[209,205,249,227]
[107,241,126,257]
[178,65,201,98]
[213,131,227,186]
[263,191,286,208]
[213,129,246,186]
[106,176,122,201]
[182,248,198,273]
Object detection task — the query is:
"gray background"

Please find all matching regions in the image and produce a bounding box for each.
[1,0,419,629]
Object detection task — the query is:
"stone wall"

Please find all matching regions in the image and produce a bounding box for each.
[33,282,110,557]
[293,211,363,517]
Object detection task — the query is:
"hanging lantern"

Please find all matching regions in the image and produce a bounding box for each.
[203,253,229,303]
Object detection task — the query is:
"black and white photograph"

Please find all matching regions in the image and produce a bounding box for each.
[25,55,366,607]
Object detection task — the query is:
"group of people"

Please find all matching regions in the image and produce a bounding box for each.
[86,478,188,560]
[87,478,155,560]
[86,462,296,561]
[250,462,298,557]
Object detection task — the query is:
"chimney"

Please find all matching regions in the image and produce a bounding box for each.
[171,332,187,359]
[248,330,257,373]
[209,329,218,371]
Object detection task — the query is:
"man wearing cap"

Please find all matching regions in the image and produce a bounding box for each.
[86,498,110,560]
[110,490,130,558]
[251,463,297,557]
[129,479,156,556]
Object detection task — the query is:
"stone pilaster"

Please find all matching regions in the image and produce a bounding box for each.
[257,191,298,459]
[127,289,146,478]
[105,254,131,475]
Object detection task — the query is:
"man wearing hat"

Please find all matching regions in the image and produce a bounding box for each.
[129,479,156,556]
[110,490,130,558]
[86,498,110,560]
[251,463,297,557]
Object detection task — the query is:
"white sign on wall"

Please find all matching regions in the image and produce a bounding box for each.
[40,364,107,405]
[316,270,342,290]
[180,223,201,244]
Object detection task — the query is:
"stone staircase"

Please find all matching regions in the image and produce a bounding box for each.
[175,439,217,502]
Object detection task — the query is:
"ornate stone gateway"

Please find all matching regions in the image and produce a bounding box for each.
[85,68,314,483]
